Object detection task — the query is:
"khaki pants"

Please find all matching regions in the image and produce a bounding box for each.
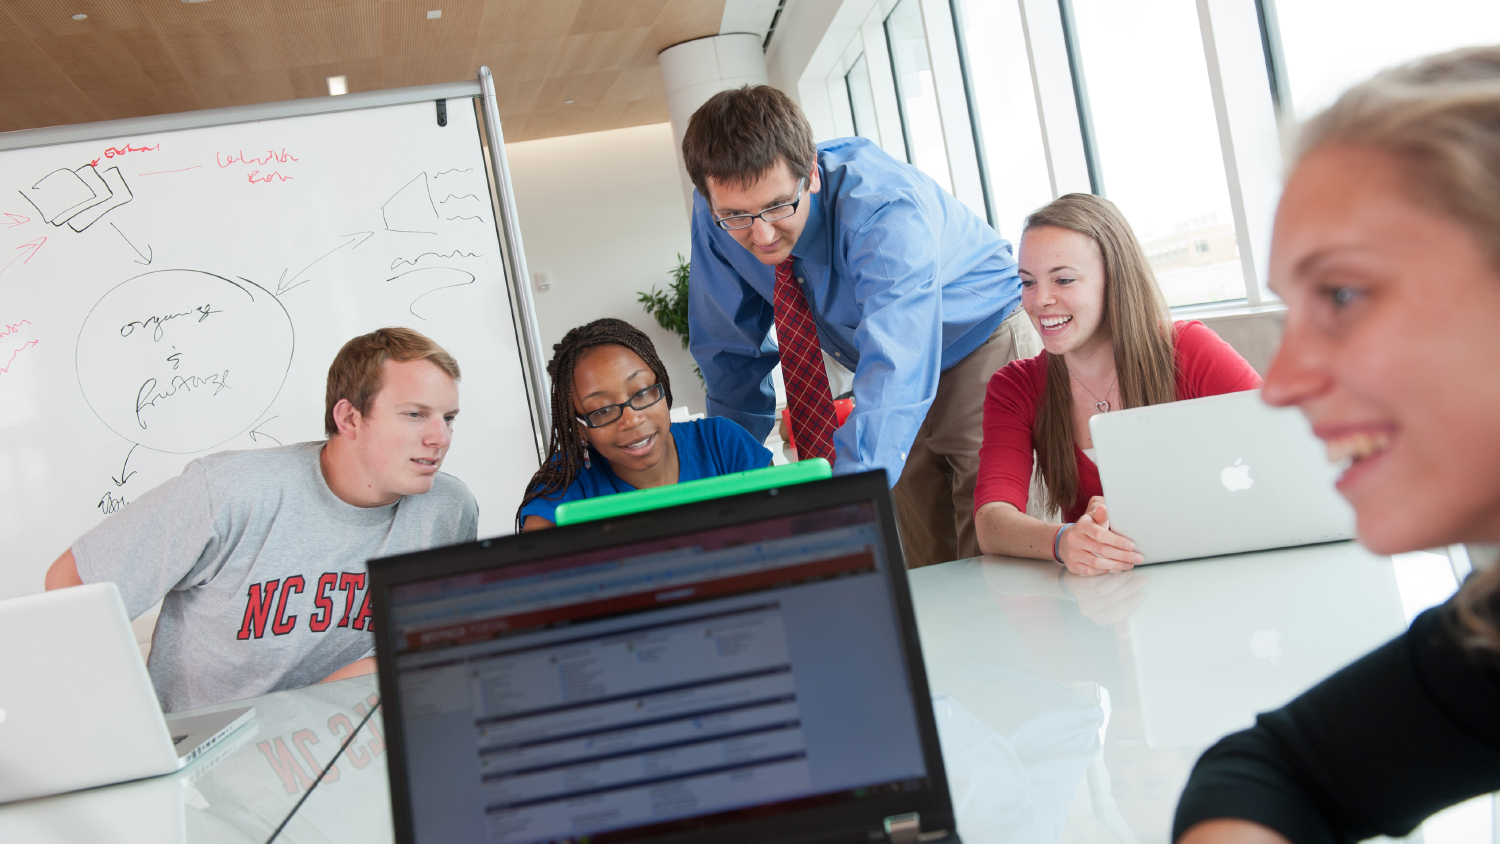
[892,308,1041,569]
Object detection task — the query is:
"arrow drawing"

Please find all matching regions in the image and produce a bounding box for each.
[275,231,374,295]
[111,444,139,487]
[110,222,152,265]
[0,237,46,278]
[248,416,282,446]
[2,213,28,228]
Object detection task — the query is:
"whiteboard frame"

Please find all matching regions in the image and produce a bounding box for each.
[0,73,552,457]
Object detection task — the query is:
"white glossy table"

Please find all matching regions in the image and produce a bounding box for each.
[2,542,1474,844]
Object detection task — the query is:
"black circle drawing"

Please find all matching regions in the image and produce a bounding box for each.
[76,270,294,454]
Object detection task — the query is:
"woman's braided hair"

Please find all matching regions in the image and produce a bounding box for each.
[516,318,674,528]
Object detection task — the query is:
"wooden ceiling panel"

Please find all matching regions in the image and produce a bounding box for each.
[286,58,383,98]
[476,0,581,45]
[515,104,599,141]
[157,24,289,78]
[490,76,545,118]
[6,0,152,38]
[34,31,183,91]
[275,6,382,66]
[648,0,728,51]
[88,81,203,121]
[188,70,299,110]
[382,51,480,88]
[472,38,563,83]
[1,0,727,143]
[552,27,656,77]
[0,94,105,134]
[536,71,622,111]
[607,64,669,103]
[568,0,669,36]
[381,0,484,57]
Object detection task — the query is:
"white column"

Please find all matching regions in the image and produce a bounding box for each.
[659,33,771,215]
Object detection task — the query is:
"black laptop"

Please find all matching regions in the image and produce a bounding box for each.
[368,471,960,844]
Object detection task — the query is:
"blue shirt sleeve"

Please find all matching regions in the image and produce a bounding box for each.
[517,476,589,526]
[687,193,780,443]
[832,195,945,485]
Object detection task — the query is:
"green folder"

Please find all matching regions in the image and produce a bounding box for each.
[553,459,832,527]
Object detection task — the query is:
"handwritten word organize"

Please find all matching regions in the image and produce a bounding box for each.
[120,304,221,341]
[135,370,232,429]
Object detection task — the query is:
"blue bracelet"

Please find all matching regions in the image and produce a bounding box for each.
[1053,522,1076,564]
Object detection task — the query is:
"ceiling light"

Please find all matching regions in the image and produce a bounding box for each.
[427,9,441,19]
[327,75,348,96]
[564,99,575,105]
[71,13,87,20]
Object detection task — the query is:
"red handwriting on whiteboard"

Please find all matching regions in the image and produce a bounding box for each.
[218,149,300,168]
[88,143,160,167]
[0,319,30,341]
[0,339,38,375]
[247,171,294,184]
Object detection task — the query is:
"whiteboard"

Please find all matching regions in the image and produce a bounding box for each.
[0,97,541,601]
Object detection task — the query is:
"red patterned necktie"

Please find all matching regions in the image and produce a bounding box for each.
[773,257,838,462]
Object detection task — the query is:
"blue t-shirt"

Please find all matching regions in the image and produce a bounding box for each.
[519,417,773,526]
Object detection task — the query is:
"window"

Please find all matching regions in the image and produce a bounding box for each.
[884,0,954,194]
[1274,0,1500,118]
[1068,0,1246,307]
[950,0,1054,242]
[845,54,881,143]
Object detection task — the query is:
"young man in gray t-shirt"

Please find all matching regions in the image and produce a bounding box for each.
[45,328,479,712]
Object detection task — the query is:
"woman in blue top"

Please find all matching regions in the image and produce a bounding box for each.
[517,318,773,531]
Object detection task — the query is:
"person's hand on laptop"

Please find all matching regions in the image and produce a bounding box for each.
[1058,497,1144,576]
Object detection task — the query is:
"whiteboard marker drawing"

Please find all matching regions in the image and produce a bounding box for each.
[389,250,481,270]
[274,231,374,296]
[18,164,135,232]
[433,168,473,178]
[385,267,475,321]
[77,270,294,454]
[382,173,440,234]
[109,222,152,265]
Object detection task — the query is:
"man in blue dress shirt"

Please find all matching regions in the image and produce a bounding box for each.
[682,85,1039,568]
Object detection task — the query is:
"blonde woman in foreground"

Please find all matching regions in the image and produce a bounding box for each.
[1174,47,1500,844]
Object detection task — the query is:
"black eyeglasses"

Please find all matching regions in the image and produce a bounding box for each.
[713,179,805,231]
[575,383,667,428]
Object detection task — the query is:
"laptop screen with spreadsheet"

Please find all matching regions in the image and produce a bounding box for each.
[377,486,940,844]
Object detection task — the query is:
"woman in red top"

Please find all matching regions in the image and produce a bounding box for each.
[975,194,1262,575]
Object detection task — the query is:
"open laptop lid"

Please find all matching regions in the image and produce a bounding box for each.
[368,472,955,844]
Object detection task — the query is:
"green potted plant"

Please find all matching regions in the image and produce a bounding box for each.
[638,253,700,382]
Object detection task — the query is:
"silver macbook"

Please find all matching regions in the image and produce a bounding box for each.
[1090,389,1355,564]
[0,582,253,804]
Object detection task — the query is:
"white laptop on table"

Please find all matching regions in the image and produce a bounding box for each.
[1090,389,1355,564]
[0,582,253,804]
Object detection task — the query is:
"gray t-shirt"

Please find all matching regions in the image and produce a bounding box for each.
[73,441,478,712]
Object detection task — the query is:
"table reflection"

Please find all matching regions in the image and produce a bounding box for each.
[0,674,380,843]
[910,542,1412,844]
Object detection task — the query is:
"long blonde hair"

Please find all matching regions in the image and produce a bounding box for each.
[1026,194,1176,515]
[1294,47,1500,649]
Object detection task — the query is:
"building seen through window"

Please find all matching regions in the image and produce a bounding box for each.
[951,0,1053,242]
[1069,0,1245,307]
[885,0,955,195]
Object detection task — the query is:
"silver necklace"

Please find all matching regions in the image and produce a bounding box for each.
[1071,367,1119,414]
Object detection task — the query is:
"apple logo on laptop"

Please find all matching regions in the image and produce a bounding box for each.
[1221,458,1254,491]
[1251,629,1282,666]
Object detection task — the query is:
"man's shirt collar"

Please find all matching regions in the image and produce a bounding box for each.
[790,163,830,267]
